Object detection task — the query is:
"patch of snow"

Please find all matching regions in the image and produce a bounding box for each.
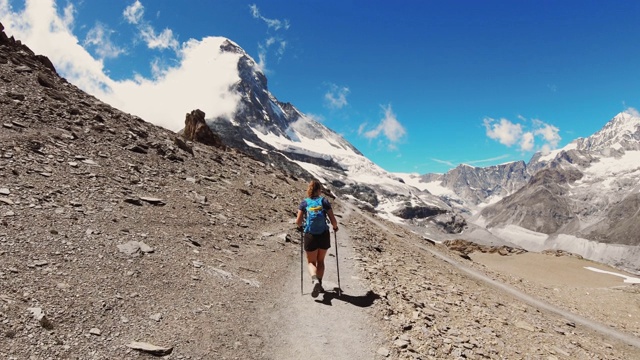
[537,142,577,163]
[583,151,640,180]
[485,226,640,274]
[269,99,285,118]
[584,267,640,284]
[243,140,262,149]
[489,225,549,252]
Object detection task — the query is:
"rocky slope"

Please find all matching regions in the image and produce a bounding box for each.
[0,23,310,359]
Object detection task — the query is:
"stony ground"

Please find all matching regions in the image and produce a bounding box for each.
[345,208,640,359]
[2,24,640,360]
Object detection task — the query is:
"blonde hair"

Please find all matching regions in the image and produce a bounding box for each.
[306,179,323,198]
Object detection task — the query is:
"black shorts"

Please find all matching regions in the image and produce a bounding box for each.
[303,230,331,252]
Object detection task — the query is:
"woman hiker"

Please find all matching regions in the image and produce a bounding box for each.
[296,180,339,298]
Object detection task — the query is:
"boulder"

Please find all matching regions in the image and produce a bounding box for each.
[182,109,224,148]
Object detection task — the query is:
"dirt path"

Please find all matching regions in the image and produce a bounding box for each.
[261,209,383,360]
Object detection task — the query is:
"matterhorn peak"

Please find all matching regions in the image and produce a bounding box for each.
[220,39,246,55]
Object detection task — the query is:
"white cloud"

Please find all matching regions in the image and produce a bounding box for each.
[483,117,523,146]
[432,158,456,167]
[84,22,126,59]
[249,4,289,71]
[61,2,74,28]
[520,132,534,151]
[123,0,144,25]
[324,84,349,109]
[123,0,178,51]
[0,0,110,89]
[626,107,640,117]
[532,119,560,149]
[357,122,368,135]
[140,26,178,50]
[483,116,562,153]
[0,1,243,132]
[105,37,242,131]
[466,154,511,165]
[277,40,286,56]
[361,105,406,149]
[249,4,290,30]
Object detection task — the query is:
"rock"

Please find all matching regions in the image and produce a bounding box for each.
[27,307,54,330]
[140,197,165,205]
[89,328,101,336]
[82,159,98,166]
[14,64,32,72]
[174,136,194,155]
[126,144,148,154]
[124,198,143,206]
[37,73,55,88]
[150,313,162,322]
[184,237,201,247]
[393,339,410,348]
[7,91,25,101]
[182,109,225,148]
[514,321,535,332]
[126,341,173,356]
[117,241,154,256]
[118,242,140,256]
[138,242,154,253]
[0,188,9,195]
[377,347,391,357]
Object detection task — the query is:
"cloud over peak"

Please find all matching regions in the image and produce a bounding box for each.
[483,116,561,154]
[0,0,243,132]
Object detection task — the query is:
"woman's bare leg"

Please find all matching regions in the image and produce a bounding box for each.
[306,250,318,277]
[316,248,328,280]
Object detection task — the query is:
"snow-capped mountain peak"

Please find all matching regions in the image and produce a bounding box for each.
[203,40,453,230]
[574,110,640,152]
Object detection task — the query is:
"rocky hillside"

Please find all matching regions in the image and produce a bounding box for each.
[0,22,311,359]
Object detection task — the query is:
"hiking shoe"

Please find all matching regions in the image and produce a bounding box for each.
[311,279,322,298]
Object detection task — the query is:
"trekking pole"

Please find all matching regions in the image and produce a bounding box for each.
[334,230,341,297]
[300,229,304,295]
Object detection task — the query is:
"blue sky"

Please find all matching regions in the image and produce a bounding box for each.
[1,0,639,174]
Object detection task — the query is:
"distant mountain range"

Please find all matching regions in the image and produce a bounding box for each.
[193,38,640,273]
[410,112,640,272]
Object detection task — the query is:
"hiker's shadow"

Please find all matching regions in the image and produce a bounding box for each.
[315,289,380,307]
